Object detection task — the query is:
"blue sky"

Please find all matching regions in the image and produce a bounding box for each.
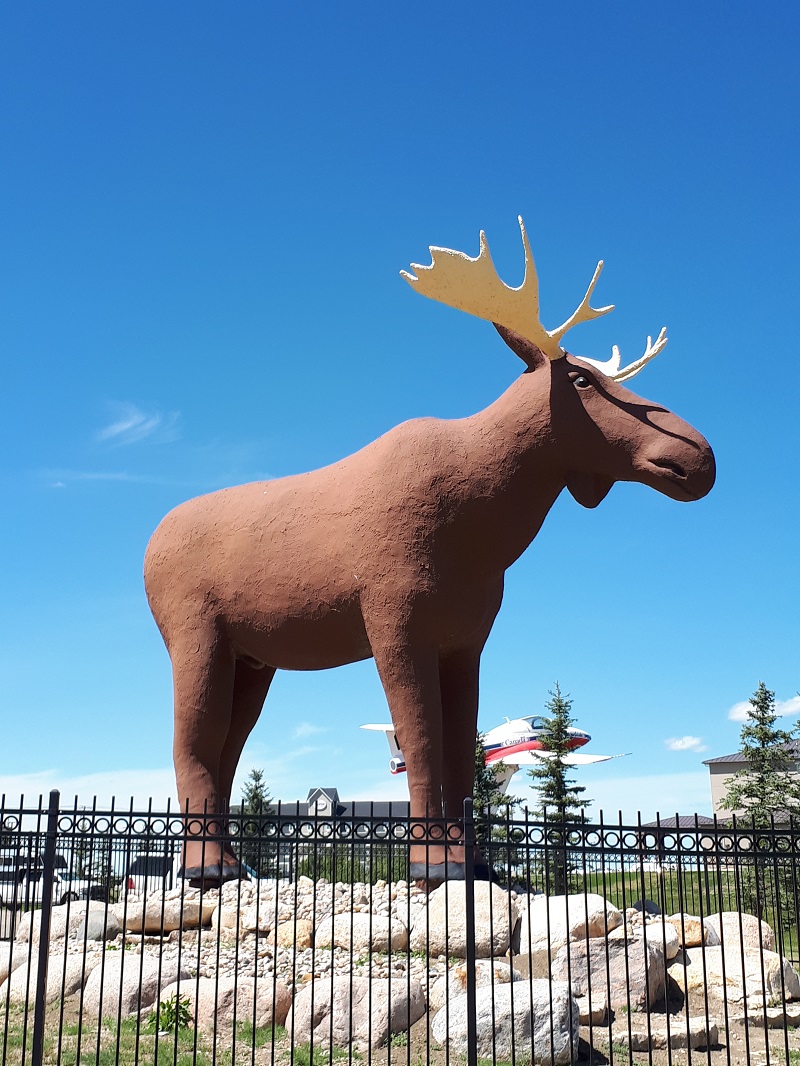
[1,4,798,821]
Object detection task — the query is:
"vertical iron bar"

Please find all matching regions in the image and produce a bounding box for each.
[463,798,477,1066]
[31,789,59,1066]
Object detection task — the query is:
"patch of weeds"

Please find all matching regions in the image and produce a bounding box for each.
[293,1043,353,1066]
[237,1020,285,1048]
[145,992,193,1034]
[390,1031,408,1047]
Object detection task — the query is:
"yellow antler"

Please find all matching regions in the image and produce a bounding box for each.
[401,217,613,363]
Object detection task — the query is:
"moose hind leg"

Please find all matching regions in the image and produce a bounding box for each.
[171,626,236,881]
[219,661,276,860]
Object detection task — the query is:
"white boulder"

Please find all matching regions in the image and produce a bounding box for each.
[155,974,291,1032]
[409,882,518,958]
[432,980,579,1065]
[288,976,426,1050]
[429,959,519,1014]
[518,893,622,959]
[670,945,800,1007]
[83,953,189,1018]
[314,913,407,953]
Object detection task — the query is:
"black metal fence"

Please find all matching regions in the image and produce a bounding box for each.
[2,793,800,1066]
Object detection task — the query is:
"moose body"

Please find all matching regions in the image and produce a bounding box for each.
[145,221,715,883]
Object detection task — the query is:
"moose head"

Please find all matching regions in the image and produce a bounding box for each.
[145,218,714,885]
[401,217,714,511]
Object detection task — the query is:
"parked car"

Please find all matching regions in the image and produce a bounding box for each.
[125,851,181,896]
[0,866,106,908]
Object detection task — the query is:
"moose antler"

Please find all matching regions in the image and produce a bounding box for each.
[402,217,667,381]
[578,328,669,382]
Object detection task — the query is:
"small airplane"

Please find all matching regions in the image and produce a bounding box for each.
[362,715,628,793]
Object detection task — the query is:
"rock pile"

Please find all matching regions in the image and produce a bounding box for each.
[2,878,799,1063]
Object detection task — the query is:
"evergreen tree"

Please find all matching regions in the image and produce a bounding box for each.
[238,769,273,875]
[528,683,591,822]
[527,683,591,893]
[721,682,800,821]
[472,733,520,878]
[721,682,800,926]
[473,732,514,824]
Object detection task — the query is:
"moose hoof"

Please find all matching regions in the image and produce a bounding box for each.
[180,862,244,886]
[409,861,468,883]
[409,861,500,884]
[473,863,501,883]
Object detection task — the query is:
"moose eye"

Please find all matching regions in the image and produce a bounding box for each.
[572,375,591,389]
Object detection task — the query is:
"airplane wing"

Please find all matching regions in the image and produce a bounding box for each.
[506,751,629,766]
[516,750,631,767]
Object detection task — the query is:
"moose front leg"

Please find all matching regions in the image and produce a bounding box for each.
[439,648,494,879]
[367,630,461,881]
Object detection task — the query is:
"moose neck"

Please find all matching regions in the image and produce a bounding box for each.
[451,369,567,574]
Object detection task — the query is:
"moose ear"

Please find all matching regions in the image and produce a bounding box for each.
[493,324,549,370]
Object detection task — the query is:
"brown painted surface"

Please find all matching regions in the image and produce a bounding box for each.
[144,326,715,880]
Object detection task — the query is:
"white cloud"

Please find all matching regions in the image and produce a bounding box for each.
[96,403,180,447]
[292,722,326,739]
[0,767,177,809]
[728,694,800,723]
[665,736,708,753]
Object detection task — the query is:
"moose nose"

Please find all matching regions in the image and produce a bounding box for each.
[644,428,715,501]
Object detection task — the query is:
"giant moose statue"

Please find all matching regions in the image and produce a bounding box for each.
[144,218,715,884]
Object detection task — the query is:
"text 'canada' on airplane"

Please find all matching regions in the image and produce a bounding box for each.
[361,716,628,794]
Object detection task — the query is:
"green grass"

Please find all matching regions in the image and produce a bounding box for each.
[236,1020,284,1048]
[291,1043,354,1066]
[0,1007,293,1066]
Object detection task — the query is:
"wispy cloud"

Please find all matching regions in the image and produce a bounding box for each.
[727,694,800,723]
[42,469,189,488]
[293,722,327,739]
[665,735,708,753]
[96,402,180,447]
[0,767,177,808]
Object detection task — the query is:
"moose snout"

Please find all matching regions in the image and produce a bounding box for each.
[640,428,716,502]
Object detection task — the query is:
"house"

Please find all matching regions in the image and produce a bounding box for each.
[263,789,410,820]
[703,741,800,815]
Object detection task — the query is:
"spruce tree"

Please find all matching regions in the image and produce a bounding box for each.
[528,683,591,823]
[721,682,800,926]
[527,683,591,893]
[472,733,520,878]
[721,682,800,822]
[239,768,273,875]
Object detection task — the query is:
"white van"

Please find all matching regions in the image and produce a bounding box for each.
[0,865,105,908]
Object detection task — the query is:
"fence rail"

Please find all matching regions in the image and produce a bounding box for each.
[2,793,800,1066]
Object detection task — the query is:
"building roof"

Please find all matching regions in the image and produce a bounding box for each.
[640,815,716,829]
[264,794,410,819]
[704,740,800,766]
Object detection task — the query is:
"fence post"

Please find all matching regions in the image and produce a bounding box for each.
[31,789,59,1066]
[463,797,478,1066]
